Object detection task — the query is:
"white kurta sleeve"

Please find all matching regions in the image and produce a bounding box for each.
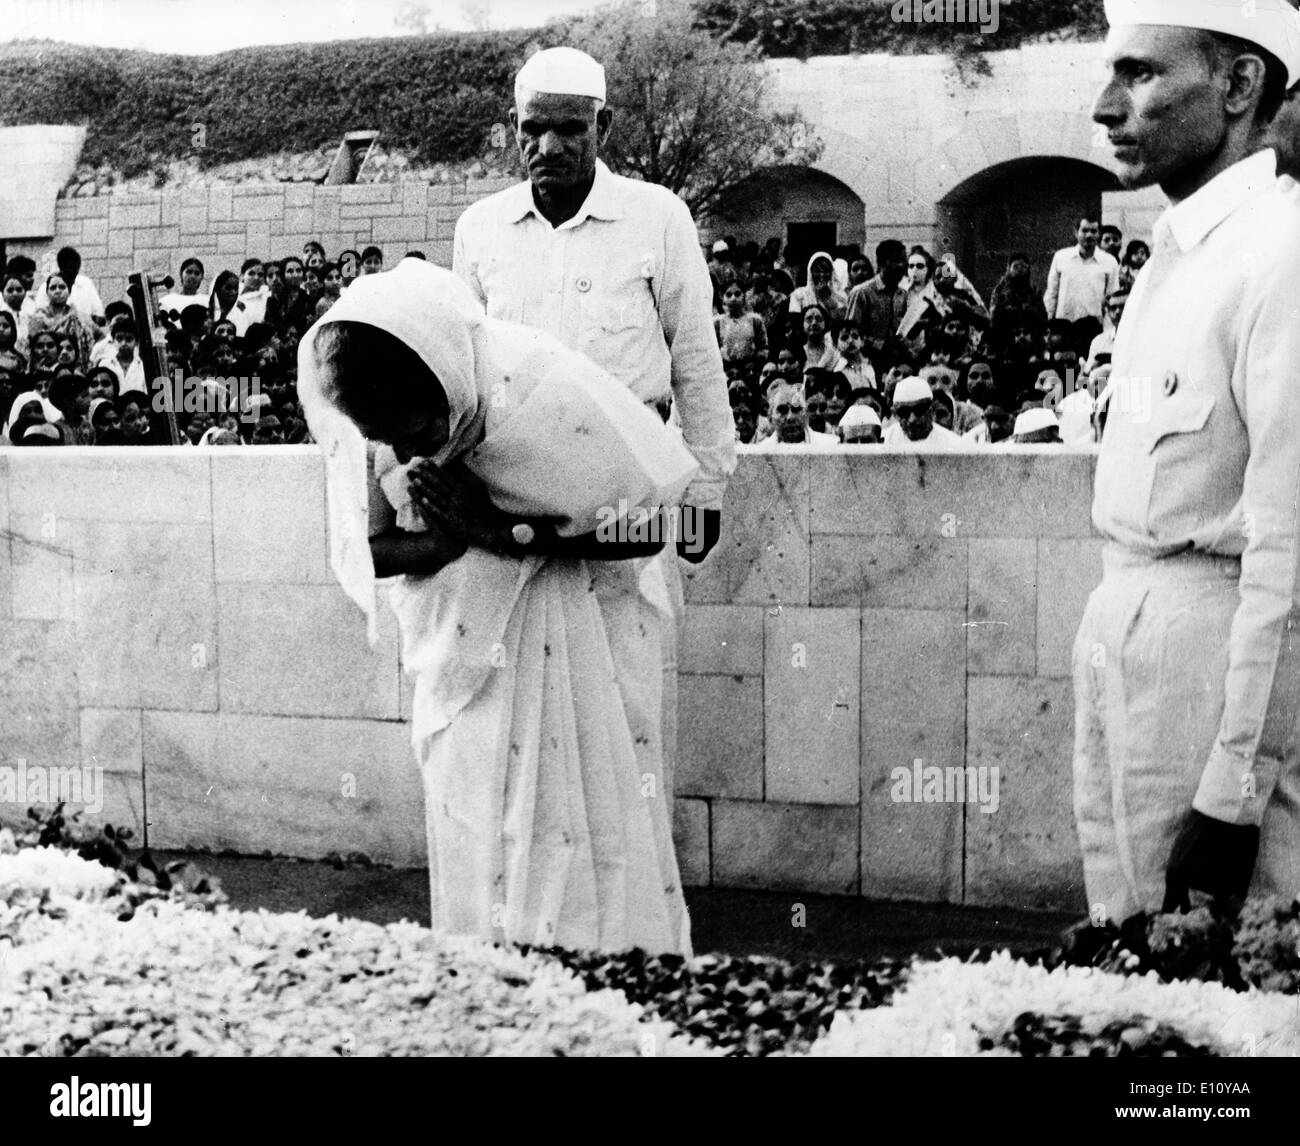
[1194,259,1300,825]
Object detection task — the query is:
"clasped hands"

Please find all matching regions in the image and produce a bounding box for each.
[405,457,722,562]
[406,458,519,555]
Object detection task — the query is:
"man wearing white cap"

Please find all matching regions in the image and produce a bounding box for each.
[882,376,962,450]
[837,403,883,445]
[454,45,733,533]
[1072,0,1300,932]
[453,45,735,817]
[1011,407,1061,445]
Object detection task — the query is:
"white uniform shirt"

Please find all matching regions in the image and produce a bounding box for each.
[1044,246,1119,323]
[1095,149,1300,826]
[453,159,735,511]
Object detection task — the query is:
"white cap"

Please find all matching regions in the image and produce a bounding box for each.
[839,404,882,429]
[1013,408,1060,437]
[892,376,934,406]
[515,46,607,104]
[711,239,730,254]
[1104,0,1300,87]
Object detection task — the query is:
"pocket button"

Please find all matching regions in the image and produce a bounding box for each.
[1163,371,1178,397]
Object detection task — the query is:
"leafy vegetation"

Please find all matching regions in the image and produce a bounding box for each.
[0,1,1104,180]
[694,0,1106,58]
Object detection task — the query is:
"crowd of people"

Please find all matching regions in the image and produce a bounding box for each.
[708,217,1149,450]
[0,242,404,448]
[0,211,1148,452]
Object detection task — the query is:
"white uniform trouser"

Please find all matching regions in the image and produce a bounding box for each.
[1072,544,1300,924]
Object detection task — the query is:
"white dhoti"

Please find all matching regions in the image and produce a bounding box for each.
[1072,545,1300,924]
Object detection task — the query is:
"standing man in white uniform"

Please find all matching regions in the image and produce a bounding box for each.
[454,47,736,810]
[1074,0,1300,926]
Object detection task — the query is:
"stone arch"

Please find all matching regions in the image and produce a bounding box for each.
[706,164,866,274]
[918,110,1113,207]
[802,125,875,203]
[936,155,1122,300]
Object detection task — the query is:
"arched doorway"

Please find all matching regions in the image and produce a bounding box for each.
[706,166,866,285]
[936,157,1121,302]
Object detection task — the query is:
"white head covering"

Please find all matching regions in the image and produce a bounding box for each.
[515,46,607,105]
[4,390,61,440]
[1104,0,1300,87]
[839,404,882,429]
[298,257,698,660]
[300,258,485,467]
[1014,408,1060,438]
[893,376,934,406]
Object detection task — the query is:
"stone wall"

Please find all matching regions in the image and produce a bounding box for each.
[758,44,1168,252]
[11,178,515,295]
[0,126,88,242]
[0,448,1102,913]
[9,44,1170,295]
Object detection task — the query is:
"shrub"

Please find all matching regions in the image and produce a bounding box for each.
[0,2,1106,177]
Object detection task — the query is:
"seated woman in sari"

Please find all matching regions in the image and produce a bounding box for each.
[298,259,697,956]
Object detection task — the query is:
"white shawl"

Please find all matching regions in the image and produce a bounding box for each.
[298,258,698,738]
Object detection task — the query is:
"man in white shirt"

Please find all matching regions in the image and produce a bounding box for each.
[1011,407,1062,444]
[1099,224,1124,261]
[747,380,838,450]
[454,47,733,541]
[1084,288,1129,374]
[103,318,147,395]
[1044,216,1120,358]
[883,375,963,449]
[837,402,883,445]
[453,46,735,816]
[832,323,878,392]
[1072,0,1300,932]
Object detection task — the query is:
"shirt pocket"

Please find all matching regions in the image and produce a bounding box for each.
[580,263,654,341]
[1142,391,1216,539]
